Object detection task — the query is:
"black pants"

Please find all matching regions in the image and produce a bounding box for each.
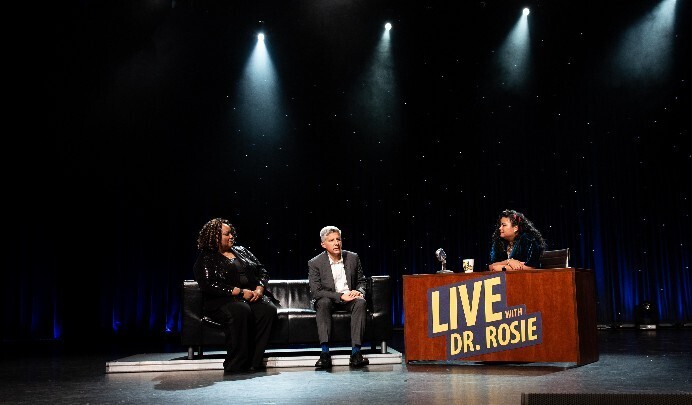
[207,298,277,371]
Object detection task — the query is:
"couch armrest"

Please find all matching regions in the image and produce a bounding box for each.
[369,275,391,316]
[181,280,203,346]
[366,275,393,349]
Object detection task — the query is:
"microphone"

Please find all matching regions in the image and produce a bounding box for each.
[435,248,452,273]
[435,248,446,263]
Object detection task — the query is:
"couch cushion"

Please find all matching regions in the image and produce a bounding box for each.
[269,279,313,310]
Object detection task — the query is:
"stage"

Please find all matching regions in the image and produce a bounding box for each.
[2,329,690,404]
[105,347,403,373]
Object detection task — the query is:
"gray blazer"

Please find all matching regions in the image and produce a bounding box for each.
[308,250,367,303]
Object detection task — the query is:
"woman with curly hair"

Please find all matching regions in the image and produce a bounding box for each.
[488,209,546,271]
[193,218,277,373]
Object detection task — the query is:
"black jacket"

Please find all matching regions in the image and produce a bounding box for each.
[193,246,276,306]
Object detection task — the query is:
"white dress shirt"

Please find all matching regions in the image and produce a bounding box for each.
[329,255,350,294]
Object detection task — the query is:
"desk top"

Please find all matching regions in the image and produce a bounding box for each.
[404,267,591,277]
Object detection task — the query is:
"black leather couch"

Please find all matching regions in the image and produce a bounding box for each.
[181,276,392,359]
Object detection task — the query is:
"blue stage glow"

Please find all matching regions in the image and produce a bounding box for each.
[590,200,609,323]
[54,306,61,339]
[166,300,178,334]
[112,308,121,332]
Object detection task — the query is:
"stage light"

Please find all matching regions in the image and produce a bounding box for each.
[523,7,530,16]
[353,16,399,140]
[233,23,285,139]
[497,7,531,89]
[611,0,676,84]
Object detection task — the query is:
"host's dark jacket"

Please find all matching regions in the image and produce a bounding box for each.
[489,233,543,268]
[307,250,367,304]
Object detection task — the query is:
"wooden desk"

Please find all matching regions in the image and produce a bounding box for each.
[402,268,598,365]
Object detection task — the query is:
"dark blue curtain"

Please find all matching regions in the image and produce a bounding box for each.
[4,0,690,343]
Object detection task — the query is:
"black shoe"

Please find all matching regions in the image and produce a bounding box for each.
[349,352,369,368]
[315,352,332,369]
[249,365,267,372]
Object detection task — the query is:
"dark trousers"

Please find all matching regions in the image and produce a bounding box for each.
[206,299,277,371]
[314,296,367,347]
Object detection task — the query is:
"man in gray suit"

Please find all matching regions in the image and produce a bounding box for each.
[308,225,369,369]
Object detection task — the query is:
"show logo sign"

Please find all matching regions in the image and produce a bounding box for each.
[427,273,543,359]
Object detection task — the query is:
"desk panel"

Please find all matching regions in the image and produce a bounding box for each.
[402,269,598,365]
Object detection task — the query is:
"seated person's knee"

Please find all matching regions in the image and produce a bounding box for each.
[353,297,367,311]
[315,297,333,310]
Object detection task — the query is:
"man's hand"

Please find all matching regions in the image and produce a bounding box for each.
[341,290,363,302]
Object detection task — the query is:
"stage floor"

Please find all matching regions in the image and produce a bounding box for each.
[2,329,691,404]
[105,346,403,373]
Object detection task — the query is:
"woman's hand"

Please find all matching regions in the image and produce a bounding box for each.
[247,286,264,302]
[488,259,528,271]
[506,259,528,270]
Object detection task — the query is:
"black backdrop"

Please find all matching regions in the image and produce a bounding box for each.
[5,0,690,344]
